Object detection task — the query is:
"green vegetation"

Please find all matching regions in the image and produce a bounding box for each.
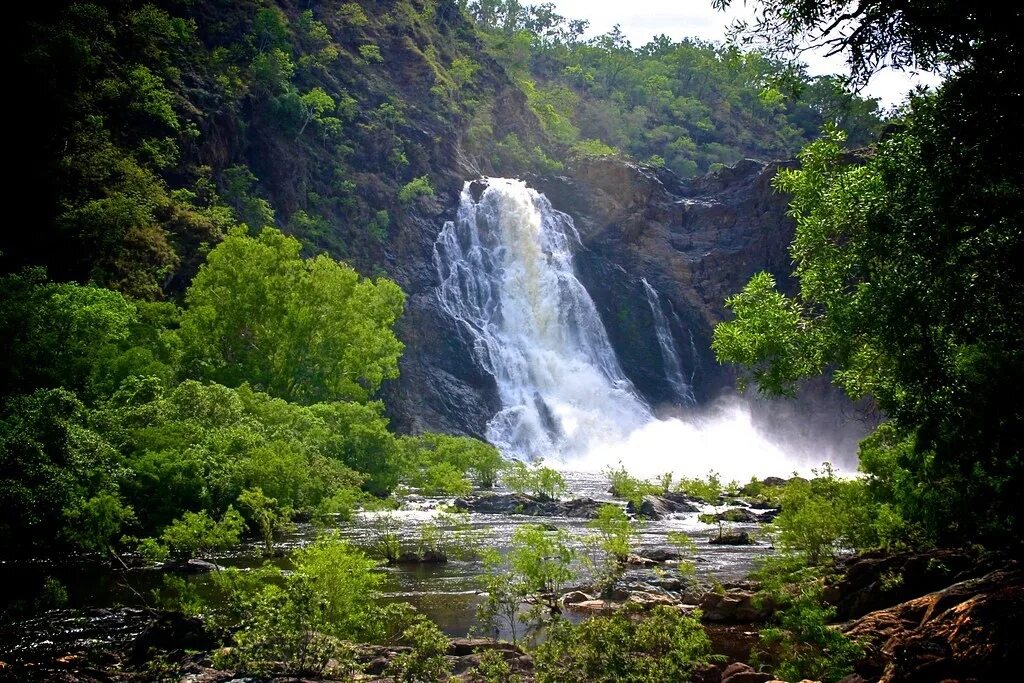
[501,461,568,501]
[399,433,504,494]
[534,605,712,683]
[712,0,1023,549]
[466,1,881,178]
[585,504,636,595]
[0,227,405,558]
[478,524,575,643]
[208,535,414,676]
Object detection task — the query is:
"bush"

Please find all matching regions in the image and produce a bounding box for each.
[237,487,294,555]
[387,619,452,682]
[675,471,723,503]
[605,465,661,506]
[586,504,635,595]
[160,507,244,559]
[398,175,435,203]
[755,584,862,683]
[501,461,567,501]
[534,605,711,683]
[769,463,890,565]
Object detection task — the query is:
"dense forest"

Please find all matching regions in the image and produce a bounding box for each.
[1,0,1021,681]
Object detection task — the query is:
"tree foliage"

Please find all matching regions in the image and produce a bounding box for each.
[713,3,1024,546]
[179,228,404,404]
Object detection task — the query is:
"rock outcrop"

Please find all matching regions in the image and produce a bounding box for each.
[843,566,1023,682]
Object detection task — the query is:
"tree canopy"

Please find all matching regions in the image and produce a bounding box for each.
[179,227,404,404]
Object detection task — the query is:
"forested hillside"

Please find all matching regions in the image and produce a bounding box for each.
[8,0,879,302]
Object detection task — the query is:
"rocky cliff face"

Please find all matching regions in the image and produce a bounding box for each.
[383,154,866,457]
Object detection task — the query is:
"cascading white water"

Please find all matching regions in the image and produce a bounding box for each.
[641,277,696,405]
[434,178,821,478]
[434,178,650,459]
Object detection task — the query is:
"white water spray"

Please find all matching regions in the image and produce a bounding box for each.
[434,178,813,478]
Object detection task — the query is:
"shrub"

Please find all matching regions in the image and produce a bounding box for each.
[534,605,711,683]
[755,584,863,683]
[501,461,567,501]
[387,619,452,682]
[398,175,435,203]
[675,471,723,503]
[160,507,244,559]
[605,465,660,506]
[237,487,294,555]
[586,504,635,595]
[770,463,886,565]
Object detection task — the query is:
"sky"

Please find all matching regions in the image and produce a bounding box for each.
[546,0,942,108]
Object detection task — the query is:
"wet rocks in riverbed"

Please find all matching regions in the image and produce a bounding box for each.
[395,549,448,564]
[626,493,701,520]
[709,531,754,545]
[452,493,604,518]
[696,588,774,623]
[713,507,779,524]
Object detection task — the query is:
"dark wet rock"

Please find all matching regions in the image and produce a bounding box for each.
[453,493,603,518]
[711,507,780,524]
[468,179,488,203]
[823,547,986,620]
[447,637,520,657]
[627,494,700,520]
[705,625,761,664]
[645,547,681,562]
[163,558,223,573]
[693,662,726,683]
[843,566,1023,682]
[698,589,774,623]
[721,661,774,683]
[715,508,760,523]
[626,554,657,567]
[395,549,448,564]
[710,531,754,545]
[129,612,218,664]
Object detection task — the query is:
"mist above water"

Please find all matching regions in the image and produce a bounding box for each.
[434,178,844,479]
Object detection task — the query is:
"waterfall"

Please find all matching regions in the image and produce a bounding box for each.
[641,278,696,405]
[434,178,823,479]
[433,178,650,459]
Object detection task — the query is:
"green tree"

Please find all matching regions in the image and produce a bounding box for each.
[179,227,405,404]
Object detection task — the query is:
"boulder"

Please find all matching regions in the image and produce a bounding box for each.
[644,547,681,562]
[843,567,1023,682]
[710,531,753,545]
[823,547,983,620]
[715,507,761,523]
[628,494,699,520]
[699,589,773,623]
[566,599,609,613]
[447,637,521,657]
[129,612,218,664]
[721,661,773,683]
[625,554,657,567]
[625,591,679,609]
[560,590,594,605]
[452,493,603,518]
